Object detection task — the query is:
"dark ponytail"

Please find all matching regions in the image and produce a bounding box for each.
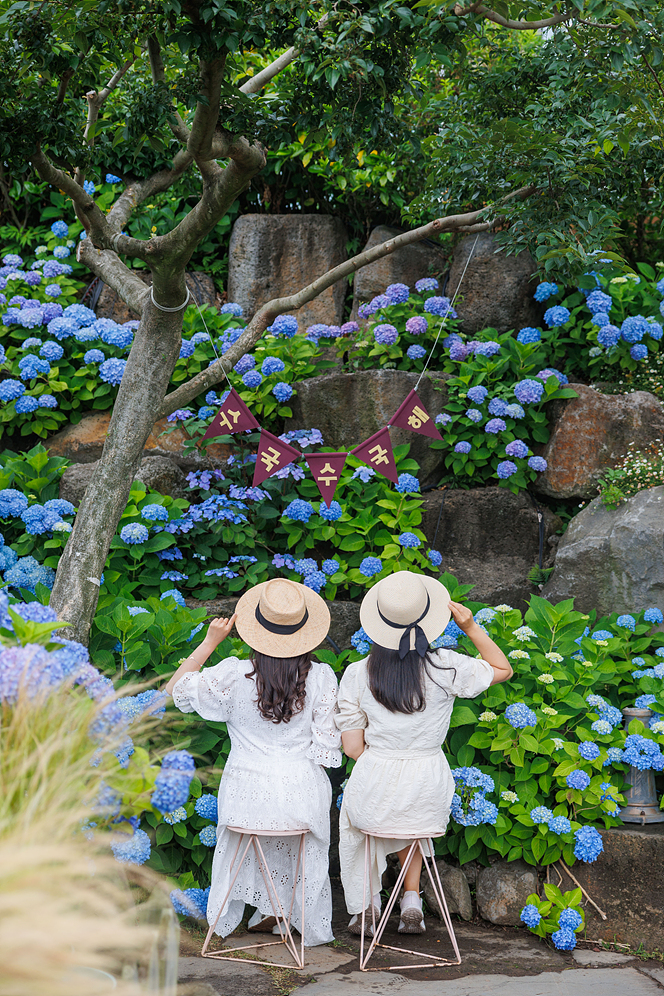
[366,643,456,714]
[246,651,313,723]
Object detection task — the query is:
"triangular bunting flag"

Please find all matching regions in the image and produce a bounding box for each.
[253,429,301,486]
[203,387,259,440]
[389,389,442,440]
[350,426,398,484]
[305,452,348,507]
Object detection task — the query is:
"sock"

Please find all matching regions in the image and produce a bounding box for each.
[372,892,382,912]
[401,890,422,912]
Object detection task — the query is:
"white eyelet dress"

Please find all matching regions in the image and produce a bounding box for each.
[172,656,342,945]
[335,650,493,915]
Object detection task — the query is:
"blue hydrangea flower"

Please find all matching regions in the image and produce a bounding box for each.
[591,720,613,735]
[385,282,410,304]
[544,305,571,327]
[533,282,558,302]
[322,559,340,576]
[37,394,57,408]
[359,556,383,578]
[537,367,568,385]
[406,344,426,359]
[644,607,664,624]
[221,301,243,316]
[586,289,612,313]
[528,456,547,472]
[485,418,506,433]
[466,408,483,422]
[242,370,262,388]
[234,354,255,375]
[517,327,541,343]
[520,904,542,928]
[273,382,293,402]
[198,825,217,846]
[505,440,528,459]
[621,315,651,343]
[0,489,28,516]
[111,827,151,865]
[50,221,68,238]
[578,741,600,760]
[424,296,457,318]
[101,325,133,349]
[303,569,327,593]
[551,928,577,951]
[39,341,64,361]
[488,398,508,416]
[374,323,398,345]
[558,908,583,931]
[616,614,636,631]
[496,460,518,479]
[505,403,525,420]
[151,757,195,814]
[0,380,25,402]
[548,815,572,835]
[467,385,488,404]
[597,323,621,347]
[268,315,298,338]
[630,343,648,360]
[530,806,553,824]
[15,395,39,414]
[283,499,314,523]
[99,358,126,385]
[505,703,537,728]
[179,339,196,359]
[44,284,62,298]
[396,473,420,493]
[398,532,420,548]
[261,356,286,376]
[141,504,169,522]
[428,550,443,567]
[435,413,452,426]
[573,825,603,862]
[635,694,657,709]
[591,311,610,327]
[472,340,501,357]
[566,769,591,791]
[4,555,55,591]
[647,320,663,340]
[405,316,428,334]
[415,278,439,292]
[455,441,472,454]
[514,379,544,404]
[195,794,218,821]
[18,355,50,380]
[319,500,342,521]
[120,523,149,544]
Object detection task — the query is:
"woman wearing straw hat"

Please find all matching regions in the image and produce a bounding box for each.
[165,577,342,946]
[336,570,512,935]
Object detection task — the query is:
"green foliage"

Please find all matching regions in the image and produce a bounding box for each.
[598,441,664,509]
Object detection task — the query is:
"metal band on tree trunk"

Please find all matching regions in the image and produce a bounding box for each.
[150,286,191,312]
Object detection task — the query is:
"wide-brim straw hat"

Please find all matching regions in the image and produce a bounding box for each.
[360,570,451,655]
[235,578,331,657]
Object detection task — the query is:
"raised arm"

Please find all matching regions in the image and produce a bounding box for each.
[448,601,513,685]
[164,615,236,694]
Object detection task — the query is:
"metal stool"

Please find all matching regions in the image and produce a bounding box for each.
[358,831,461,972]
[201,826,309,969]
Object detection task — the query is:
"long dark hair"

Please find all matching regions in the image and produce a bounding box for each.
[246,651,313,723]
[366,643,456,715]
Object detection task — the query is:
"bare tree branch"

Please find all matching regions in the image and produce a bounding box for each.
[77,240,150,315]
[187,57,226,163]
[106,148,194,230]
[158,187,535,417]
[82,54,137,146]
[454,2,570,29]
[239,47,299,94]
[56,68,75,104]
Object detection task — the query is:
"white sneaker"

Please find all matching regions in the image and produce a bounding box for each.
[348,908,379,936]
[398,891,425,934]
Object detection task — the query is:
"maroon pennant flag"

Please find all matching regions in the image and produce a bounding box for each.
[389,389,442,440]
[350,426,398,484]
[253,429,301,486]
[203,387,259,440]
[306,452,348,507]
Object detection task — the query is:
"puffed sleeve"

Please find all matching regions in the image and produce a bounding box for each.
[306,662,343,768]
[171,656,240,721]
[436,649,494,698]
[335,659,369,733]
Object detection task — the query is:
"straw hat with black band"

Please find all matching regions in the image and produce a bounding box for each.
[359,570,451,659]
[234,577,330,657]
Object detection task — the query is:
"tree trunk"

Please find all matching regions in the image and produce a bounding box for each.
[49,296,185,644]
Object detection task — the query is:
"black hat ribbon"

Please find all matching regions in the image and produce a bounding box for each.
[377,593,430,659]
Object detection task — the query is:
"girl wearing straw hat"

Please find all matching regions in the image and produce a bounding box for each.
[336,570,512,935]
[165,577,342,946]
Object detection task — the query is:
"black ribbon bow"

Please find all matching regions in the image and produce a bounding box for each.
[377,593,430,659]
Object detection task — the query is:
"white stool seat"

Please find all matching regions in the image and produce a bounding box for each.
[357,832,461,972]
[202,827,310,970]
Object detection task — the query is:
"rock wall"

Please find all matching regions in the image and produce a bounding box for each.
[542,487,664,616]
[351,225,447,315]
[227,214,347,327]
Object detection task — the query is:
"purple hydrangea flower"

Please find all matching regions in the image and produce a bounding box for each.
[454,441,471,454]
[424,296,457,318]
[415,278,439,292]
[466,408,483,422]
[514,379,544,404]
[505,440,528,459]
[407,344,426,359]
[385,282,409,304]
[536,367,568,385]
[485,418,506,434]
[528,456,547,472]
[374,324,398,346]
[467,386,488,404]
[496,460,517,479]
[405,316,428,334]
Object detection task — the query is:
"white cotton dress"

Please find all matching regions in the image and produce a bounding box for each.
[335,650,493,914]
[172,656,342,945]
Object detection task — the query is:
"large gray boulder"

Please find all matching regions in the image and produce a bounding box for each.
[422,859,473,921]
[59,456,191,506]
[475,859,538,925]
[535,385,664,500]
[419,488,561,610]
[227,214,347,328]
[351,225,447,315]
[542,487,664,616]
[287,369,450,488]
[446,233,542,335]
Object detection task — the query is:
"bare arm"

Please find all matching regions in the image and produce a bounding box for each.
[448,601,513,685]
[164,615,236,694]
[341,729,366,760]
